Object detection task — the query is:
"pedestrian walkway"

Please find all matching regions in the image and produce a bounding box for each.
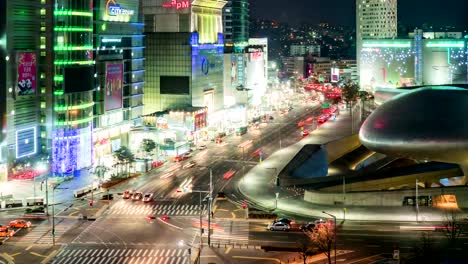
[19,219,74,244]
[106,201,207,216]
[51,247,189,264]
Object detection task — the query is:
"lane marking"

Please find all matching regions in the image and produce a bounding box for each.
[30,252,47,258]
[233,256,281,263]
[224,246,232,255]
[346,254,383,264]
[25,245,33,251]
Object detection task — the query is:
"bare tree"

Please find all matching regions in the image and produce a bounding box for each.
[443,209,462,246]
[306,222,335,264]
[297,240,316,264]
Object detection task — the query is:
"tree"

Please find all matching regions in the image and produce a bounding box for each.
[443,209,462,246]
[306,222,335,264]
[341,81,360,109]
[297,240,317,264]
[140,139,156,158]
[113,146,135,178]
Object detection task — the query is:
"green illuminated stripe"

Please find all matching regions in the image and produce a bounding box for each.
[55,116,93,126]
[54,45,93,51]
[362,42,411,48]
[54,27,92,32]
[54,10,93,17]
[54,90,64,95]
[54,60,94,65]
[54,102,94,111]
[426,42,465,48]
[54,75,64,82]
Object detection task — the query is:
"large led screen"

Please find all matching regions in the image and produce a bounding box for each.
[17,53,37,96]
[160,76,190,94]
[64,66,94,93]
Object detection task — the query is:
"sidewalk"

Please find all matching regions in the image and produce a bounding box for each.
[238,110,460,222]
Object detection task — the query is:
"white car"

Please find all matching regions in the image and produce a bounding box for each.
[182,161,196,169]
[197,145,207,150]
[142,193,153,203]
[267,222,290,231]
[132,192,143,201]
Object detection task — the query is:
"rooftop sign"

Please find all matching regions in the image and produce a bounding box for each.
[163,0,190,10]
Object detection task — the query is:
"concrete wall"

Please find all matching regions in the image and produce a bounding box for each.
[304,186,468,208]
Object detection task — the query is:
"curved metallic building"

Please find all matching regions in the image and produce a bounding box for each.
[359,86,468,176]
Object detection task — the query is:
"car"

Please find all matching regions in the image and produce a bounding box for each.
[300,223,315,231]
[215,137,222,144]
[267,222,290,231]
[142,193,153,203]
[182,161,196,169]
[182,152,192,159]
[8,220,32,229]
[302,130,309,137]
[275,218,292,225]
[101,194,114,200]
[132,192,143,201]
[314,219,327,225]
[317,114,329,124]
[0,226,15,237]
[123,190,134,199]
[173,155,185,162]
[197,145,207,150]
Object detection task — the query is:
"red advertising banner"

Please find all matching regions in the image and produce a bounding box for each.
[105,63,123,111]
[17,53,37,96]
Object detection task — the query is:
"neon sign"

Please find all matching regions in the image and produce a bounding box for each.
[163,0,190,10]
[106,0,134,16]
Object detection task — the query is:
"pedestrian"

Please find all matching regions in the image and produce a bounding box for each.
[211,211,214,218]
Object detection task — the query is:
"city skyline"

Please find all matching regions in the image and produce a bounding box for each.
[251,0,468,27]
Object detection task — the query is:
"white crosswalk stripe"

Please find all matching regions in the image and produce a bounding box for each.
[52,247,188,264]
[107,202,206,216]
[209,219,250,244]
[19,220,74,244]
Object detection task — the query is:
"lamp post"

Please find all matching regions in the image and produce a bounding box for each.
[194,166,213,247]
[322,211,337,264]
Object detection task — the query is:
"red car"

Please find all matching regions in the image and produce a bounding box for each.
[302,130,309,137]
[173,155,185,162]
[215,137,223,144]
[9,220,32,228]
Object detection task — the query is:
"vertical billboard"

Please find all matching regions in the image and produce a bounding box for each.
[105,63,123,111]
[231,55,238,88]
[17,52,37,96]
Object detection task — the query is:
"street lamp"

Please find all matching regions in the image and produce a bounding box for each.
[322,211,336,264]
[178,240,193,264]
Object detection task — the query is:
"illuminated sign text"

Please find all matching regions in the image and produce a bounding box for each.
[163,0,190,10]
[107,0,135,16]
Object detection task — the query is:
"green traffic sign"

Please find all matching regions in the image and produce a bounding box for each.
[322,103,330,108]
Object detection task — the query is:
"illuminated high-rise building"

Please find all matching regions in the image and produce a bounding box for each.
[93,0,145,165]
[356,0,397,78]
[50,1,94,174]
[223,0,249,52]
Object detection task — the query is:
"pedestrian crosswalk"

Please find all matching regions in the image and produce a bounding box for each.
[209,220,249,243]
[19,219,73,244]
[107,202,207,216]
[51,247,190,264]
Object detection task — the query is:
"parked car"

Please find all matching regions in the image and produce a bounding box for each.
[300,223,315,231]
[101,194,114,200]
[267,222,290,231]
[275,218,292,225]
[8,220,32,229]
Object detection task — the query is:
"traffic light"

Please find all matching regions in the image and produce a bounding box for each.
[89,200,94,206]
[242,202,247,209]
[52,228,55,235]
[162,214,168,221]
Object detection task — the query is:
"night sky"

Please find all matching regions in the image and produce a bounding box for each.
[251,0,468,27]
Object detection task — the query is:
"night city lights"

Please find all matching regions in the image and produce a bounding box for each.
[0,0,467,263]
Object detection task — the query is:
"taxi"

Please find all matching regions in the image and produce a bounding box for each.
[9,220,32,228]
